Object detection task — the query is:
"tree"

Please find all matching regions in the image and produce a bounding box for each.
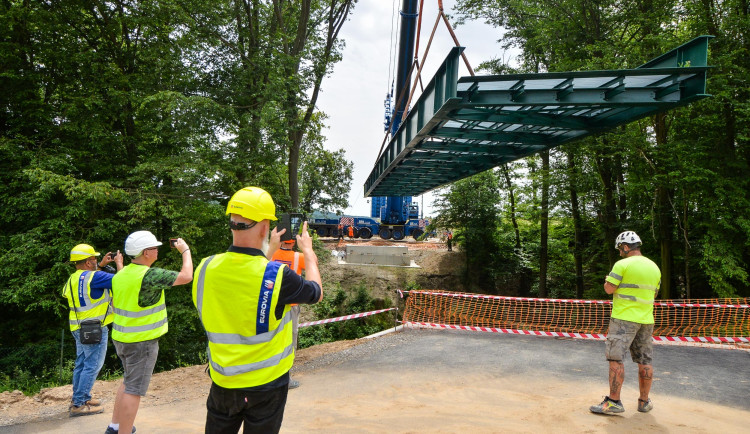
[455,0,750,298]
[0,0,359,390]
[431,170,504,291]
[178,0,355,208]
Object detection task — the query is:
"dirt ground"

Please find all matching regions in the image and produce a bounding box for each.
[2,329,749,433]
[0,339,362,428]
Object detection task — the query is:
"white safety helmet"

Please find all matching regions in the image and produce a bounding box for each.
[615,231,642,249]
[124,230,163,257]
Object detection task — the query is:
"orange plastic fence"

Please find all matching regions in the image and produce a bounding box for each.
[401,290,750,342]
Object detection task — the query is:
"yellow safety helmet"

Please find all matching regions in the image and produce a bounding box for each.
[69,244,100,262]
[226,187,277,222]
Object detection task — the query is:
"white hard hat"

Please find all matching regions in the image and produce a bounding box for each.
[615,231,642,249]
[125,230,163,256]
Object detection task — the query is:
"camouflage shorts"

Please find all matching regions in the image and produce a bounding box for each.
[605,318,654,365]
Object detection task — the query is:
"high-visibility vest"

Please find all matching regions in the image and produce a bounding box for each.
[63,270,113,332]
[111,264,168,343]
[193,252,293,388]
[606,255,661,324]
[271,249,304,275]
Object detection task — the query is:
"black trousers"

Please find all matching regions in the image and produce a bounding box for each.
[205,381,289,434]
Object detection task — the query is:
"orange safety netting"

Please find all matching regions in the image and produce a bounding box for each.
[401,290,750,341]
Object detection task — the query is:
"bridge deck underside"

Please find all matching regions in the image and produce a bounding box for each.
[364,37,711,197]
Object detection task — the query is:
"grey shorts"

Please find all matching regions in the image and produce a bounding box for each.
[605,318,654,365]
[113,338,159,396]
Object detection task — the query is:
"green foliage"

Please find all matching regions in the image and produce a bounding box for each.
[297,283,394,349]
[0,0,356,394]
[450,0,750,299]
[431,170,505,291]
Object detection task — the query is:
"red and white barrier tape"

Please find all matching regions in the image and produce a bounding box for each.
[403,321,750,343]
[403,290,749,309]
[299,308,396,328]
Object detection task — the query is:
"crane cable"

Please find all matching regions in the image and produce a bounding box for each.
[400,0,474,124]
[377,0,476,162]
[376,0,424,162]
[386,0,399,96]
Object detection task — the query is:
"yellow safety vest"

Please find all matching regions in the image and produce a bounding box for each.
[193,252,293,388]
[63,270,114,331]
[606,255,661,324]
[111,264,168,343]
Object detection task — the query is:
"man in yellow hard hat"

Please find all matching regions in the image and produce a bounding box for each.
[105,230,193,434]
[193,186,322,433]
[63,244,123,417]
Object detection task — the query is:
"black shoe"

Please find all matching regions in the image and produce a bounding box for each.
[104,426,136,434]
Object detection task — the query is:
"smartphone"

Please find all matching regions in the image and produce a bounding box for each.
[170,238,178,248]
[278,213,304,241]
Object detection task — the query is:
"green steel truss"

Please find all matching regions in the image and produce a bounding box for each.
[364,36,712,197]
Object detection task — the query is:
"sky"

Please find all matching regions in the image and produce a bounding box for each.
[315,0,515,218]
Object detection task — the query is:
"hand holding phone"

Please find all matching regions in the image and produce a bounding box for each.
[278,213,304,242]
[170,238,178,248]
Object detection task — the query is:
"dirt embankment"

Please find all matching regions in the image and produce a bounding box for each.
[316,238,465,316]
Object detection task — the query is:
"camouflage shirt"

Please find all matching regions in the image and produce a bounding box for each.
[138,267,178,308]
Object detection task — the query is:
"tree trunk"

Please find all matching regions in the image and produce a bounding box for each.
[683,190,691,299]
[286,0,352,209]
[594,141,618,268]
[501,164,530,296]
[501,165,521,250]
[539,150,550,298]
[567,150,585,298]
[654,113,673,299]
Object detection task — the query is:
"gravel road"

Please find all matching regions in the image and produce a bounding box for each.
[4,328,749,433]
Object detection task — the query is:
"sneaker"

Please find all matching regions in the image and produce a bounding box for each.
[288,379,300,390]
[589,396,625,415]
[104,426,137,433]
[638,398,653,413]
[69,403,103,417]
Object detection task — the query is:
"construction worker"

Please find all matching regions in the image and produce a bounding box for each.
[105,231,193,434]
[63,244,123,417]
[337,222,344,240]
[270,238,305,389]
[193,186,322,433]
[590,231,660,415]
[348,225,354,239]
[446,231,453,251]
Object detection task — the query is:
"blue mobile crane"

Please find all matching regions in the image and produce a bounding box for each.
[309,0,427,241]
[368,0,424,240]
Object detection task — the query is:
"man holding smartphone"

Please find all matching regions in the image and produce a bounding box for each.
[63,244,123,417]
[105,231,193,434]
[193,186,322,433]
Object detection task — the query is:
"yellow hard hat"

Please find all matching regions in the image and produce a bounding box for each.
[69,244,100,262]
[226,187,277,222]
